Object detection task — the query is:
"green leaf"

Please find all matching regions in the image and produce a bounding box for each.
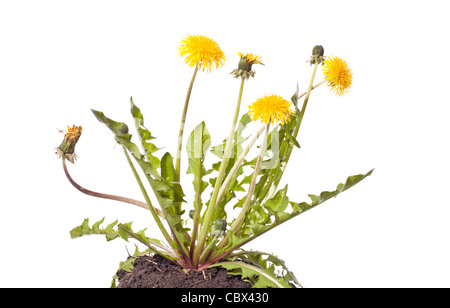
[186,122,211,212]
[70,217,119,242]
[91,107,189,257]
[111,246,152,288]
[263,185,289,224]
[91,109,144,161]
[229,250,301,288]
[186,122,211,175]
[160,152,181,211]
[225,169,374,251]
[70,218,178,261]
[130,97,161,168]
[211,261,292,288]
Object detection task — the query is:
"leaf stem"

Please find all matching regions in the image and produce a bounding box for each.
[193,76,246,266]
[176,63,199,182]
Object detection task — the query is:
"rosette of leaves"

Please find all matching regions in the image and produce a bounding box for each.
[70,93,373,288]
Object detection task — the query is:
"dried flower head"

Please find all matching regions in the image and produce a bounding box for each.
[178,35,226,72]
[322,56,352,96]
[56,125,82,163]
[248,95,296,125]
[231,52,264,79]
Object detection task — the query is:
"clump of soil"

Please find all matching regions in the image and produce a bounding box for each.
[116,254,252,288]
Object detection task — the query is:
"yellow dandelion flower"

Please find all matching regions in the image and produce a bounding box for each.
[238,52,263,67]
[231,52,264,79]
[178,35,226,72]
[248,95,296,125]
[322,56,352,96]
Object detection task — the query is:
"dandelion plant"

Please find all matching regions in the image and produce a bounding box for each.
[57,36,372,288]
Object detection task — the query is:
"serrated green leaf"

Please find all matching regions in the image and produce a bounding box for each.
[211,261,292,288]
[111,246,152,288]
[229,250,302,288]
[69,217,120,242]
[130,97,161,168]
[224,169,374,252]
[186,122,211,212]
[91,109,145,161]
[264,185,289,213]
[91,106,189,257]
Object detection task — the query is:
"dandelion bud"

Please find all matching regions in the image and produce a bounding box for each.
[310,45,325,66]
[212,218,227,236]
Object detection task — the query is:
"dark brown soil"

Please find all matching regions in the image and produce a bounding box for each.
[116,254,252,288]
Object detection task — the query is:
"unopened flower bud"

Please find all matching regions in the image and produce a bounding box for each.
[309,45,325,66]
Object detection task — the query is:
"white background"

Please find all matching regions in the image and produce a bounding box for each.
[1,0,449,288]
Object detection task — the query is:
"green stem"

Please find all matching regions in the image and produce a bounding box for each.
[176,63,199,182]
[219,123,270,247]
[217,124,266,203]
[263,62,321,201]
[198,233,220,264]
[122,146,173,246]
[192,76,246,266]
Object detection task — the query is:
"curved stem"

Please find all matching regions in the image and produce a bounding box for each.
[175,63,199,181]
[62,156,163,216]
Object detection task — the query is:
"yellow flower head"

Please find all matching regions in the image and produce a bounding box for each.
[322,56,352,96]
[178,35,226,72]
[231,52,264,79]
[248,95,296,125]
[56,125,82,163]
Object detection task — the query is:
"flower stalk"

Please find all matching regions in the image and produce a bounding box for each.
[264,60,320,200]
[175,63,199,181]
[61,156,155,212]
[224,123,270,240]
[217,124,266,203]
[192,76,246,266]
[121,146,173,246]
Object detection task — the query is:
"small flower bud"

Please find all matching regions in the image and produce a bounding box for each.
[212,218,227,236]
[309,45,325,66]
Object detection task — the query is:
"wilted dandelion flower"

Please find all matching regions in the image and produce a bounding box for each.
[178,35,226,72]
[248,95,296,125]
[231,52,264,79]
[322,56,352,96]
[56,125,82,163]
